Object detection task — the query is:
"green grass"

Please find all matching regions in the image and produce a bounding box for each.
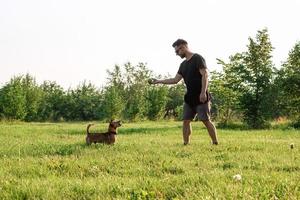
[0,121,299,199]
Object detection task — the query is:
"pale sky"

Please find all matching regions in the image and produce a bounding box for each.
[1,0,299,89]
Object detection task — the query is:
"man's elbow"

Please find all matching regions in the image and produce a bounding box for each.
[173,78,180,84]
[200,69,208,76]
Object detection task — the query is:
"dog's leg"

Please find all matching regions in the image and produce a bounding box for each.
[86,137,91,145]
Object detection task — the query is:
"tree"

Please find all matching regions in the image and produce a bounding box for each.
[145,85,169,120]
[101,85,124,120]
[277,41,300,127]
[122,63,152,121]
[106,64,126,97]
[22,74,43,121]
[242,29,274,128]
[217,29,275,128]
[103,64,127,120]
[72,82,101,120]
[164,83,185,119]
[38,81,66,121]
[0,76,27,120]
[209,69,241,125]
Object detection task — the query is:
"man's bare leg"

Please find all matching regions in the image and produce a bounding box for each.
[202,120,218,145]
[183,120,192,145]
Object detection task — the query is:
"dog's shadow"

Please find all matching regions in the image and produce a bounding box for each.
[51,142,88,156]
[119,126,181,135]
[48,141,118,157]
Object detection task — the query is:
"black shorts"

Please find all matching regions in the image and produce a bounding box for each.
[183,102,211,121]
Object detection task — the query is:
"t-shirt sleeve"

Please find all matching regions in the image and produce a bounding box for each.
[177,64,183,75]
[196,54,207,69]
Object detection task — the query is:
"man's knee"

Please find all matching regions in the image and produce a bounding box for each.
[201,119,211,125]
[183,120,191,126]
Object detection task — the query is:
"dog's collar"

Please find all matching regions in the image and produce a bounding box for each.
[109,124,116,128]
[109,131,117,135]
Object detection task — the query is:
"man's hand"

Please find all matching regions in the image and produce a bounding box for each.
[148,78,159,84]
[199,92,207,103]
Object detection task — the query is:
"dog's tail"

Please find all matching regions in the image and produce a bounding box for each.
[87,124,94,135]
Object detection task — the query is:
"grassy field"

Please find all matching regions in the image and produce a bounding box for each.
[0,121,299,200]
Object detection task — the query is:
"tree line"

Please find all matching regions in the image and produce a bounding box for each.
[0,63,185,122]
[0,29,299,128]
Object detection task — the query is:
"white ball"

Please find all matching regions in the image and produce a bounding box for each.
[233,174,242,181]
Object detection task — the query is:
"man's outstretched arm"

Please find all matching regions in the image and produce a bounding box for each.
[149,73,182,85]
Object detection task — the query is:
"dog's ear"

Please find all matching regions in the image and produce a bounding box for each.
[110,119,113,123]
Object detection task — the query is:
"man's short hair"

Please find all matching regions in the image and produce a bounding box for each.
[172,39,188,47]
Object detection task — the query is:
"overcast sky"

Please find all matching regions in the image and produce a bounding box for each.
[1,0,299,88]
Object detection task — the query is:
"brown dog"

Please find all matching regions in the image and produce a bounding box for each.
[86,120,122,145]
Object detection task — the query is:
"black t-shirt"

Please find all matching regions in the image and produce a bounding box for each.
[177,53,210,106]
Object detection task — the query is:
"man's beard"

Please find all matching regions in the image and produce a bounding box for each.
[180,53,186,59]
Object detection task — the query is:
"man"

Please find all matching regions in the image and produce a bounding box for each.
[149,39,218,145]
